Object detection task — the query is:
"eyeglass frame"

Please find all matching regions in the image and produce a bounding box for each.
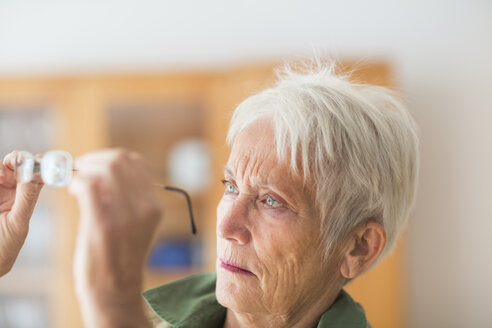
[14,150,197,235]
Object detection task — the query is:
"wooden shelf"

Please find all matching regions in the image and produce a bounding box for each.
[0,61,403,328]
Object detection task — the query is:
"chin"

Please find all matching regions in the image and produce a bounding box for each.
[216,269,259,313]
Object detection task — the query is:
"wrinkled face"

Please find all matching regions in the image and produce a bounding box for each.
[216,118,340,316]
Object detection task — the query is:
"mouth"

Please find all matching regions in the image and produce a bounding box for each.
[219,258,255,276]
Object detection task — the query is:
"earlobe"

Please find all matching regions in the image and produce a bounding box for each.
[340,257,356,279]
[340,222,386,279]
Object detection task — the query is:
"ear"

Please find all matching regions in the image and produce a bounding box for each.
[340,222,386,279]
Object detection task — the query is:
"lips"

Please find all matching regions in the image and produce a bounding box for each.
[219,258,255,276]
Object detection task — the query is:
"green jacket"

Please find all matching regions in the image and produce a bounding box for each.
[143,273,368,328]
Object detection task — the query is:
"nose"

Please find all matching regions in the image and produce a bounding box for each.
[216,197,251,246]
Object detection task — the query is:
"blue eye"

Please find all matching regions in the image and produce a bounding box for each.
[221,180,238,194]
[226,183,236,194]
[265,195,282,208]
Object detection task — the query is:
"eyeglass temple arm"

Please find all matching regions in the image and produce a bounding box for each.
[16,161,197,234]
[153,184,197,235]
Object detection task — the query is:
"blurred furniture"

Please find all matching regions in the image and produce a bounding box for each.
[0,62,406,328]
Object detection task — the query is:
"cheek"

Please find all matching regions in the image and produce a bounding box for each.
[255,221,321,285]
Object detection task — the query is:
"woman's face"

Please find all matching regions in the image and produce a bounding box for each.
[216,118,343,317]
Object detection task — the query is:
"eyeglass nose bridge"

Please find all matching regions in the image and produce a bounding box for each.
[33,161,41,173]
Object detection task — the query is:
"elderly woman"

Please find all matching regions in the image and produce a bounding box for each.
[0,63,418,328]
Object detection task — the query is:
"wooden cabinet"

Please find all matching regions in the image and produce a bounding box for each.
[0,62,405,328]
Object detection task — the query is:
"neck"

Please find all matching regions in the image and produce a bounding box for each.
[223,287,342,328]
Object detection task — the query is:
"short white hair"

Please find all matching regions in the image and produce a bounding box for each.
[226,61,419,263]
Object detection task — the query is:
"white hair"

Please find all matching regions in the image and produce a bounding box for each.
[226,61,419,263]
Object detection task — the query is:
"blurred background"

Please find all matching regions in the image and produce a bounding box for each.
[0,1,491,327]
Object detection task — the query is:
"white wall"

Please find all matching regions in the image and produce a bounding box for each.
[1,1,491,326]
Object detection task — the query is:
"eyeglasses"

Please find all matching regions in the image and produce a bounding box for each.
[14,150,197,234]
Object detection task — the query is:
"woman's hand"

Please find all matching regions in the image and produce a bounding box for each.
[0,151,43,277]
[69,149,161,328]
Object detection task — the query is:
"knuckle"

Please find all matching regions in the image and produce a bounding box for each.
[108,149,130,171]
[114,148,129,160]
[107,158,120,172]
[3,151,16,165]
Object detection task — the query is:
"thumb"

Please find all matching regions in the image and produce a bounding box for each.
[69,175,108,225]
[8,181,43,234]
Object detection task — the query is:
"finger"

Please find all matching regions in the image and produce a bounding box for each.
[110,152,158,215]
[69,175,108,225]
[9,180,43,227]
[0,162,16,187]
[70,175,113,276]
[75,149,147,175]
[74,149,147,199]
[74,150,128,193]
[74,149,128,171]
[3,151,19,170]
[74,149,158,219]
[73,163,122,211]
[0,162,6,183]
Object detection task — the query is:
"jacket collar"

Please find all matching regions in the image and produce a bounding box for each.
[143,273,367,328]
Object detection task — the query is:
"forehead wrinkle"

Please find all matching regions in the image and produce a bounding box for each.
[235,153,268,188]
[229,152,306,208]
[223,166,234,178]
[225,117,314,212]
[228,136,273,180]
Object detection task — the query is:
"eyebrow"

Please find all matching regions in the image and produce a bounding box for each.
[223,166,234,178]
